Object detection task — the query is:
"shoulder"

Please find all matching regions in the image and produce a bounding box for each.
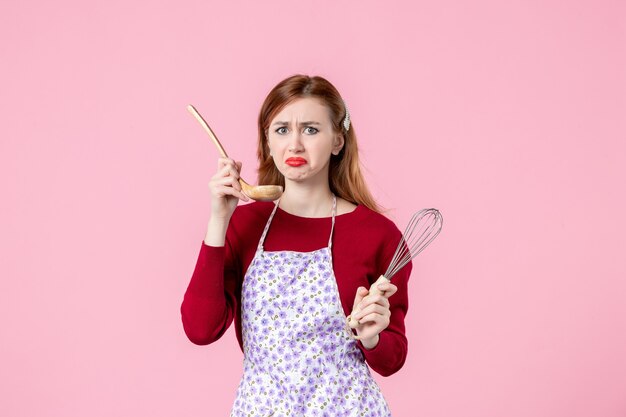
[232,200,274,219]
[229,201,274,228]
[342,204,403,242]
[224,201,275,255]
[226,201,275,240]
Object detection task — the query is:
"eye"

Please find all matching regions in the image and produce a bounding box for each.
[304,126,318,134]
[275,127,288,135]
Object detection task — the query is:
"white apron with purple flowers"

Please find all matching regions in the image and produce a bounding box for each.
[229,195,392,417]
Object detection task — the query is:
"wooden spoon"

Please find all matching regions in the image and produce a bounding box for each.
[187,104,283,202]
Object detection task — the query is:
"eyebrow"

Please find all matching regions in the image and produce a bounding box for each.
[271,121,322,127]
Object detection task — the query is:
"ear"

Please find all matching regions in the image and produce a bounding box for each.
[332,134,345,155]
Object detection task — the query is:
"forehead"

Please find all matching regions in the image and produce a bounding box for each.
[270,97,331,124]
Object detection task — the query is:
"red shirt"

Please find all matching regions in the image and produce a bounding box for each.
[180,201,412,377]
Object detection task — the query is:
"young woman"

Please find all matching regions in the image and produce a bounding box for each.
[181,74,412,416]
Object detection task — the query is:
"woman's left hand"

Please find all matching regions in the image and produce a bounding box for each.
[351,282,398,348]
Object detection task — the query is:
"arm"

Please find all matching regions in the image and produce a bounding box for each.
[180,156,247,345]
[355,258,412,376]
[180,231,240,345]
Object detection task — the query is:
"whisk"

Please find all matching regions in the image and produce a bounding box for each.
[347,208,443,335]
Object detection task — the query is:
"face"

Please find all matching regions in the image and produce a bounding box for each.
[266,97,344,183]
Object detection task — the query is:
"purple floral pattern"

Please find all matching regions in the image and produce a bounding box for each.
[229,197,392,417]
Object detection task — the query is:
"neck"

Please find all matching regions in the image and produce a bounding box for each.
[278,179,335,218]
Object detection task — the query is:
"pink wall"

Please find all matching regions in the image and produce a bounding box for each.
[2,1,625,416]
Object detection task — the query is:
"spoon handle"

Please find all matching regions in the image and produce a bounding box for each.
[187,104,229,159]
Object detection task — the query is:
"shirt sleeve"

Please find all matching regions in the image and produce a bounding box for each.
[180,236,240,345]
[355,228,413,377]
[356,261,411,376]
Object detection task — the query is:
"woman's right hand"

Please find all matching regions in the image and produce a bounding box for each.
[209,157,249,220]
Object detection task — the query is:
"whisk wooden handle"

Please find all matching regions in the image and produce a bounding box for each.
[347,275,390,338]
[186,104,229,159]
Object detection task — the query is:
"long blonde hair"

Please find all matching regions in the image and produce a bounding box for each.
[256,74,383,213]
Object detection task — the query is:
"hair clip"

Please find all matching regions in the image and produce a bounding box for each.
[341,99,351,132]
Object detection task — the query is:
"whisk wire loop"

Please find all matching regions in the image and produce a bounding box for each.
[384,209,443,279]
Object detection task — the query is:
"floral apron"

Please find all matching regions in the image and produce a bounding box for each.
[229,195,392,417]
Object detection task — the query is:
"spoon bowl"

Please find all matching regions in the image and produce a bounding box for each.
[187,104,283,202]
[239,182,283,202]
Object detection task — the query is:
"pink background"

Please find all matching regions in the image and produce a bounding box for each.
[2,1,625,416]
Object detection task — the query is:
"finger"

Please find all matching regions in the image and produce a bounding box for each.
[375,282,398,298]
[352,286,369,312]
[355,328,379,341]
[213,167,237,184]
[215,185,248,201]
[240,187,250,201]
[217,157,235,169]
[375,296,390,310]
[214,182,245,197]
[225,161,242,177]
[217,158,240,176]
[357,293,390,311]
[211,177,242,194]
[217,163,240,179]
[237,190,249,201]
[213,176,243,191]
[354,303,388,320]
[211,176,244,193]
[237,182,249,201]
[358,313,390,328]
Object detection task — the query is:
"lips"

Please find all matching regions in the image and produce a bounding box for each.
[285,157,307,167]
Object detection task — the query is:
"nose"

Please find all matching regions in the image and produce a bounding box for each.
[288,129,304,153]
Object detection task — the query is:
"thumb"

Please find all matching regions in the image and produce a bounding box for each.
[352,286,369,311]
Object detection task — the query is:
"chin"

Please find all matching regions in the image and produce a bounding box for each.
[281,168,310,180]
[285,175,307,182]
